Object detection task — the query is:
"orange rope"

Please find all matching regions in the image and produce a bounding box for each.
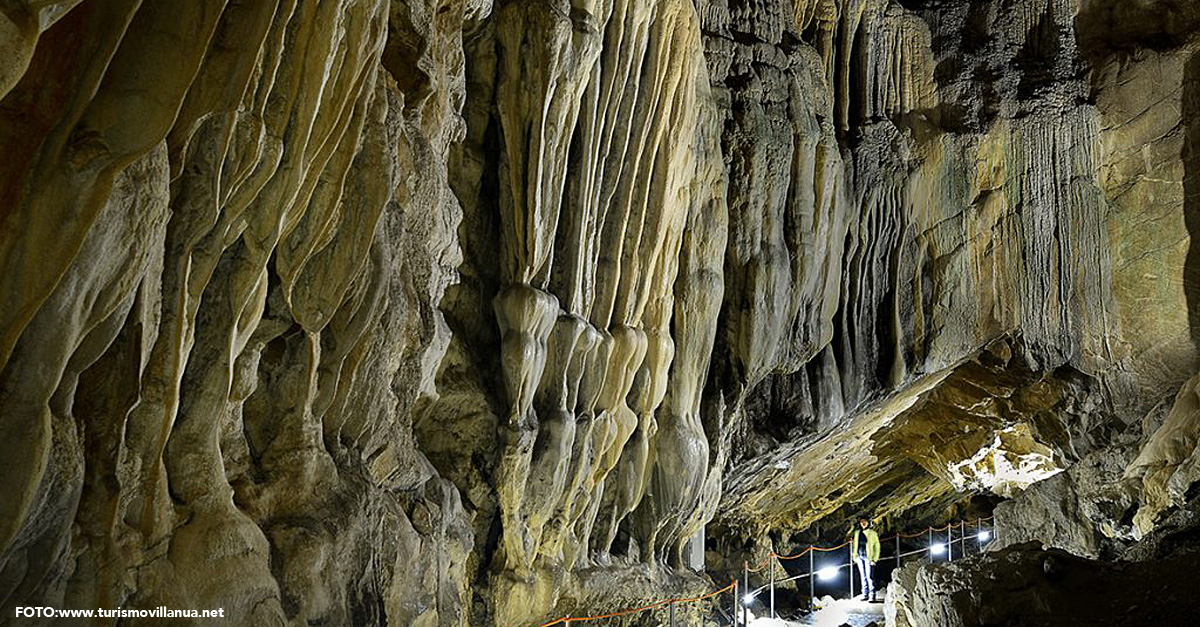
[773,546,814,560]
[535,581,737,626]
[897,517,994,538]
[748,544,815,572]
[812,540,850,551]
[746,558,771,573]
[668,581,738,604]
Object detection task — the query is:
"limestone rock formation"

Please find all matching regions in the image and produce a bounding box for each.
[1,0,1199,625]
[887,542,1200,627]
[0,0,478,624]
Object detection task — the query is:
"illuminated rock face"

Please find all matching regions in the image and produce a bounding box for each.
[0,1,478,624]
[0,0,1198,625]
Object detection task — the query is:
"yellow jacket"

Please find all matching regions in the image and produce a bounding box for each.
[850,528,880,563]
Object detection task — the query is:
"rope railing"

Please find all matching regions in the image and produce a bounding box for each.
[741,516,997,622]
[533,516,996,626]
[745,515,995,572]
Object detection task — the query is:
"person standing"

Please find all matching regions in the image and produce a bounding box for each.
[850,516,881,601]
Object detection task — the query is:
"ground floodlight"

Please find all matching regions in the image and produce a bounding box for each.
[817,566,838,581]
[929,543,946,555]
[977,530,991,541]
[743,593,755,606]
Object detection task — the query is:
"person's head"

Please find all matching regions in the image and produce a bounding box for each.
[858,517,870,529]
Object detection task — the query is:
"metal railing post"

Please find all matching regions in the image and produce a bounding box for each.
[669,600,676,627]
[769,554,776,618]
[808,549,814,602]
[896,534,901,569]
[948,524,953,562]
[743,561,749,626]
[732,580,738,626]
[848,546,854,599]
[928,528,933,560]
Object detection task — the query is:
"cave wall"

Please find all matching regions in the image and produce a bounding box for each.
[0,0,479,624]
[715,0,1200,544]
[0,0,1198,625]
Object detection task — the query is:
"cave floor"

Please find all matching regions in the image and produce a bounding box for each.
[749,596,886,627]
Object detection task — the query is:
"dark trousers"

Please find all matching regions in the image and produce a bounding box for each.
[855,555,874,597]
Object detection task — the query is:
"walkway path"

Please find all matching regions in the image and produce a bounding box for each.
[746,595,885,627]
